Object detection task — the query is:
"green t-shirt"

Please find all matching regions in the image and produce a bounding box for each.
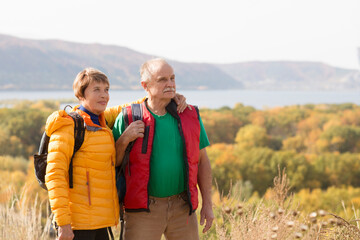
[112,108,210,197]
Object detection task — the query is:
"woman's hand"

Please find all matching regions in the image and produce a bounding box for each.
[57,224,74,240]
[173,93,191,113]
[121,120,145,145]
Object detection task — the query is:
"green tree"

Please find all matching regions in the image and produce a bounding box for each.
[318,125,360,153]
[201,109,243,144]
[235,124,268,149]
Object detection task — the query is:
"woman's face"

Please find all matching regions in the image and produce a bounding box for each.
[80,81,109,115]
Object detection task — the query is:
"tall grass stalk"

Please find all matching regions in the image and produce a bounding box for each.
[210,168,360,240]
[0,186,53,240]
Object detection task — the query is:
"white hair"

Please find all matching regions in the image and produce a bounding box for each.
[140,58,169,83]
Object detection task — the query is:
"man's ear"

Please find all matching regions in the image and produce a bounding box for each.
[141,81,147,90]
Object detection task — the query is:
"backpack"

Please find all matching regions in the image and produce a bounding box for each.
[116,103,143,240]
[34,109,85,190]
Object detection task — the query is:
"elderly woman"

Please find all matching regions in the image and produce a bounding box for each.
[45,68,119,240]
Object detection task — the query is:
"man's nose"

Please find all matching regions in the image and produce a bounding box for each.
[167,78,175,86]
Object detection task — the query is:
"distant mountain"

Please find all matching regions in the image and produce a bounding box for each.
[0,34,359,90]
[216,62,360,90]
[0,34,241,90]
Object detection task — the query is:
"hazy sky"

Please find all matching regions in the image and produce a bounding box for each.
[1,0,359,69]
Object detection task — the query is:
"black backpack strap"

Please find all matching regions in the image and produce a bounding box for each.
[68,111,85,189]
[131,103,143,122]
[118,104,143,240]
[120,104,143,174]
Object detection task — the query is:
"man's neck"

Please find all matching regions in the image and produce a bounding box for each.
[146,97,171,116]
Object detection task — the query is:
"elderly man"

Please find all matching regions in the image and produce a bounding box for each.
[112,58,214,240]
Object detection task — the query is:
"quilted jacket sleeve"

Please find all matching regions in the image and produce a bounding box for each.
[104,97,146,129]
[45,123,74,226]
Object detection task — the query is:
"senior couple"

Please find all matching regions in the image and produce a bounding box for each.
[45,58,214,240]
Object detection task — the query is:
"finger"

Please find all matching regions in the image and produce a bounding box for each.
[187,105,192,110]
[200,213,205,225]
[134,120,145,126]
[173,95,180,105]
[177,103,183,113]
[137,128,145,135]
[178,101,188,113]
[203,218,213,233]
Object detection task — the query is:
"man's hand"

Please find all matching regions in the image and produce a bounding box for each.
[57,224,74,240]
[115,120,145,166]
[200,203,214,233]
[173,93,192,113]
[121,120,145,144]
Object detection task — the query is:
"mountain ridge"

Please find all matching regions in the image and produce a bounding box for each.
[0,34,359,90]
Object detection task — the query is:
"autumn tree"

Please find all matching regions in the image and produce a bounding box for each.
[235,124,268,149]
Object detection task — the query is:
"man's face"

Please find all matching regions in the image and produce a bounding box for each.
[143,62,176,100]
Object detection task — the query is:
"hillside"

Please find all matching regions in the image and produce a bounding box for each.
[0,34,241,90]
[0,34,359,90]
[217,61,360,90]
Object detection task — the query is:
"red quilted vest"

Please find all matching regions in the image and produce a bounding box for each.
[123,100,200,214]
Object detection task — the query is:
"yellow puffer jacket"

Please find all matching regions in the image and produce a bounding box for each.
[45,107,119,229]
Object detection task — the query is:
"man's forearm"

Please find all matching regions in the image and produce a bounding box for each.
[198,148,213,206]
[115,136,129,166]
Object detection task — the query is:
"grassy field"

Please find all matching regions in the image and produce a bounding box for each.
[2,164,360,240]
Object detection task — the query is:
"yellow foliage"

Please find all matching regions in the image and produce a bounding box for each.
[323,118,342,131]
[282,135,305,152]
[250,111,265,127]
[235,124,267,149]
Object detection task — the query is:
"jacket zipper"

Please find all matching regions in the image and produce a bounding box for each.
[86,171,91,205]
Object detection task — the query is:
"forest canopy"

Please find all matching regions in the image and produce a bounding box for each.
[1,101,360,197]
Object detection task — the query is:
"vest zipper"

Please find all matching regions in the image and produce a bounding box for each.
[177,121,193,215]
[146,116,155,212]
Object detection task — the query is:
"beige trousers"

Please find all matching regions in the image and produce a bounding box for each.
[124,193,199,240]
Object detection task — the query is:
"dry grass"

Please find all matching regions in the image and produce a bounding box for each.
[209,168,360,240]
[0,186,53,240]
[2,165,360,240]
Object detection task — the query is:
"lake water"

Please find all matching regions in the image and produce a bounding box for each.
[0,90,359,109]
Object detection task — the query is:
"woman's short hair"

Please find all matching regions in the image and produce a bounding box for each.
[73,68,109,99]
